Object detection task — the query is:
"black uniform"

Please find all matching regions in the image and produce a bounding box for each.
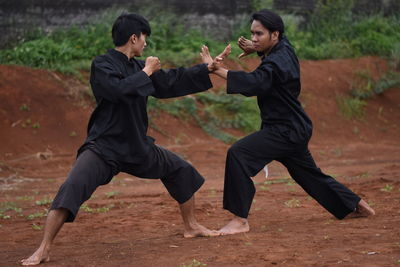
[51,49,212,222]
[223,37,360,219]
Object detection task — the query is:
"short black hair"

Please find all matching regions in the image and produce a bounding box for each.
[111,13,151,46]
[252,9,284,40]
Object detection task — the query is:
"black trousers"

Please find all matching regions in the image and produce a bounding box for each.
[223,127,361,219]
[51,146,204,222]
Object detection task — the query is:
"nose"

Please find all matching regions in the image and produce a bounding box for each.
[251,35,257,43]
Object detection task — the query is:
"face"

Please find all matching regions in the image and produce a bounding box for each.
[131,33,147,57]
[250,20,279,54]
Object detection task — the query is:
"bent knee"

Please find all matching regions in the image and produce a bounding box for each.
[227,143,246,158]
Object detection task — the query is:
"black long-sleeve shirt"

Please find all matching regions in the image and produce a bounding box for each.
[227,37,313,144]
[81,49,212,163]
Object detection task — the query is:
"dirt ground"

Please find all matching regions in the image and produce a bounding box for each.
[0,57,399,266]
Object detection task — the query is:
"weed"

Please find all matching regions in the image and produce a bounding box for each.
[208,187,217,197]
[27,212,46,220]
[380,184,393,192]
[350,69,400,100]
[264,177,292,185]
[35,198,53,206]
[32,122,40,129]
[69,131,77,137]
[19,104,29,111]
[32,223,44,230]
[284,198,301,208]
[16,195,34,201]
[0,201,22,213]
[105,191,119,199]
[180,259,207,267]
[259,185,269,191]
[80,204,115,213]
[336,95,367,120]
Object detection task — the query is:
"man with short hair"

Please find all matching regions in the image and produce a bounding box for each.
[21,13,228,265]
[203,9,375,235]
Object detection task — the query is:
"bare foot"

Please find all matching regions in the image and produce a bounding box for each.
[218,216,249,235]
[183,223,220,238]
[20,246,50,266]
[346,199,375,219]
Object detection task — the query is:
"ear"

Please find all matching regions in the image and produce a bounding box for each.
[130,34,138,44]
[271,31,279,41]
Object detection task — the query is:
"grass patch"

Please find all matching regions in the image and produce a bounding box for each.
[80,204,115,213]
[32,223,44,230]
[0,201,22,219]
[27,211,47,220]
[284,198,301,208]
[380,184,394,192]
[180,259,207,267]
[337,95,367,120]
[351,69,400,100]
[105,191,120,199]
[148,91,260,143]
[35,197,53,206]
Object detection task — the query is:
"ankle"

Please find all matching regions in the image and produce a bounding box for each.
[233,216,248,224]
[38,242,52,253]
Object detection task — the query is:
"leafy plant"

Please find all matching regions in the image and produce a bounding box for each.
[180,259,207,267]
[19,104,30,111]
[32,223,44,230]
[80,204,115,213]
[27,212,46,220]
[105,191,120,199]
[336,95,367,120]
[284,198,301,208]
[35,198,53,206]
[380,184,393,192]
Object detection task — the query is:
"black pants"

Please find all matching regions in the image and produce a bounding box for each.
[51,146,204,222]
[223,127,361,219]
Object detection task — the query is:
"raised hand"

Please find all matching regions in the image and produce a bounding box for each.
[200,45,214,67]
[200,44,231,72]
[216,44,231,61]
[143,56,161,76]
[237,36,255,59]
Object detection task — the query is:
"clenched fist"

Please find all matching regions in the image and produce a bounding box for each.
[143,56,161,76]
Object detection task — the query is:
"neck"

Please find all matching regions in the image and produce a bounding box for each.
[115,46,133,59]
[263,40,279,56]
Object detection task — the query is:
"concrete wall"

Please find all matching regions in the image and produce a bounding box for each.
[273,0,400,15]
[0,0,251,48]
[1,0,398,48]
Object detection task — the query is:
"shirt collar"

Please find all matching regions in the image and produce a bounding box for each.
[108,49,136,65]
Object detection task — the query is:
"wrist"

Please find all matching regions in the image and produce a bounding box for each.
[142,67,153,76]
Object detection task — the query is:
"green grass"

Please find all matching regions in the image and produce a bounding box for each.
[0,201,22,219]
[337,95,367,120]
[148,92,260,143]
[35,197,53,206]
[180,259,207,267]
[80,204,115,213]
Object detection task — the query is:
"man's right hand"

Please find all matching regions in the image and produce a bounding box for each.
[237,36,255,59]
[143,56,161,76]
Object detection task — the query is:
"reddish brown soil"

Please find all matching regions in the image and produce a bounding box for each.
[0,57,399,267]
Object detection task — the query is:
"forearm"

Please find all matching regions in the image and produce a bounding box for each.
[151,64,212,98]
[213,68,229,80]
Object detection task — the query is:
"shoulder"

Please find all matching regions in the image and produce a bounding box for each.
[92,53,113,65]
[264,44,298,69]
